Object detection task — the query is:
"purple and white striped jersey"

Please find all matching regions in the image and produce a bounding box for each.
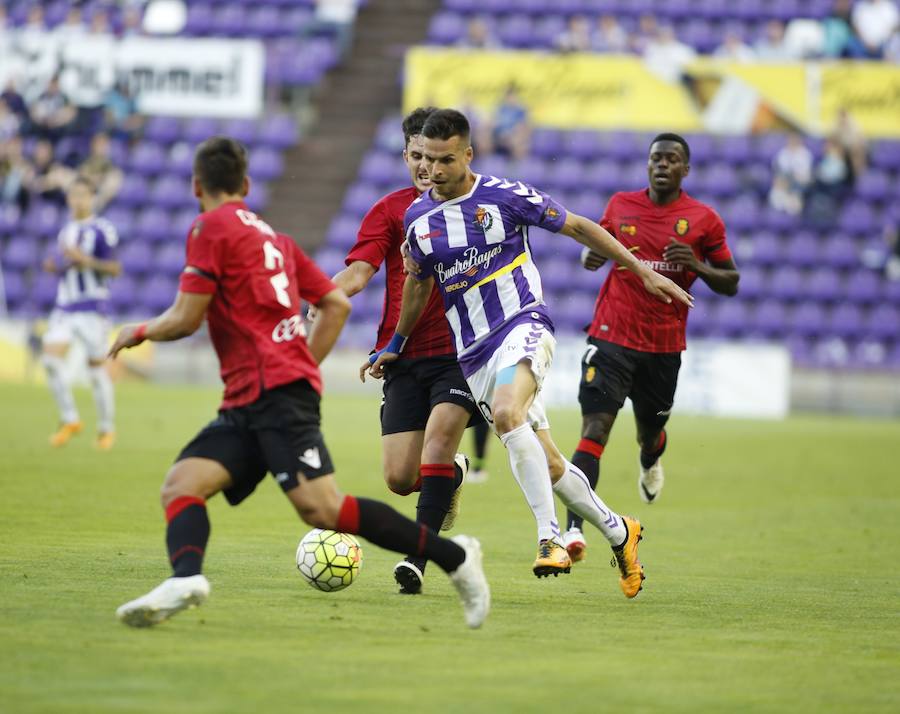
[404,174,567,370]
[54,215,119,312]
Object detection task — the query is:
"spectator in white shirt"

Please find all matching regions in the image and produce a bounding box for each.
[556,15,593,53]
[714,31,756,61]
[643,26,696,84]
[851,0,900,57]
[755,20,796,60]
[769,132,813,215]
[594,15,629,53]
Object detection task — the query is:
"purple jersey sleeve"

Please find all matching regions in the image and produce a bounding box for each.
[404,235,435,282]
[505,184,568,233]
[92,220,119,260]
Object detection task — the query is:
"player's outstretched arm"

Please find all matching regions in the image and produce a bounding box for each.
[363,274,433,381]
[307,288,351,365]
[560,212,693,307]
[108,291,213,358]
[309,261,375,321]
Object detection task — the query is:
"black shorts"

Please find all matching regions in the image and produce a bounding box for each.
[177,380,335,506]
[380,355,476,436]
[578,337,682,426]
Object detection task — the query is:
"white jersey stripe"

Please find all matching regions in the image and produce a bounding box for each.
[494,271,522,321]
[478,204,506,245]
[413,215,433,255]
[445,304,465,354]
[521,258,544,303]
[443,205,469,248]
[464,286,490,340]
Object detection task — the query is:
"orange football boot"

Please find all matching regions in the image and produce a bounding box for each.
[533,539,572,578]
[49,421,83,448]
[611,516,645,598]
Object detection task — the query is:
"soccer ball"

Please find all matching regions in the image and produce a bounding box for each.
[296,529,363,592]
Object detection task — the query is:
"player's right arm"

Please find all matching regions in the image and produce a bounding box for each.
[363,273,433,381]
[108,291,212,358]
[331,260,377,298]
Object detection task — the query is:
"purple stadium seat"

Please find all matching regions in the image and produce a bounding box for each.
[245,182,269,213]
[788,302,827,338]
[167,143,195,177]
[343,184,382,218]
[531,16,567,48]
[222,119,258,146]
[540,258,572,293]
[700,164,741,197]
[326,215,362,251]
[135,207,174,244]
[713,299,750,337]
[0,205,21,235]
[514,156,549,187]
[211,5,246,36]
[150,176,191,211]
[749,299,788,338]
[869,140,900,172]
[546,157,586,193]
[154,244,186,278]
[863,304,900,341]
[2,271,26,310]
[734,265,764,300]
[183,117,220,144]
[854,171,890,203]
[115,174,149,208]
[745,231,780,267]
[313,250,347,277]
[827,303,865,339]
[821,238,859,270]
[497,14,534,49]
[358,152,397,185]
[849,339,889,370]
[805,268,841,303]
[144,117,182,145]
[247,6,281,38]
[837,200,879,237]
[530,129,564,160]
[258,115,299,150]
[843,271,881,304]
[185,3,213,35]
[249,147,284,182]
[32,272,58,310]
[564,131,603,162]
[128,141,167,176]
[3,237,39,271]
[119,241,155,277]
[783,231,820,269]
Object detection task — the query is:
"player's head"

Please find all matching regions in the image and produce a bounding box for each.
[67,175,95,219]
[648,132,690,194]
[192,136,250,208]
[420,109,473,198]
[402,106,438,192]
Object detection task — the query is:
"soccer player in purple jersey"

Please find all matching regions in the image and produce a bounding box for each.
[41,176,121,450]
[370,109,693,597]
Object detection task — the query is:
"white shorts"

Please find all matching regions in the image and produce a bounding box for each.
[43,310,110,361]
[465,320,556,434]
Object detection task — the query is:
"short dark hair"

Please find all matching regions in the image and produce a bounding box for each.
[193,136,248,194]
[402,107,438,146]
[422,109,471,143]
[650,132,690,162]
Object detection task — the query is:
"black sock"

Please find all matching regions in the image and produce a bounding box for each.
[165,497,210,577]
[411,465,456,572]
[567,438,603,532]
[640,429,667,470]
[472,420,490,469]
[338,496,466,573]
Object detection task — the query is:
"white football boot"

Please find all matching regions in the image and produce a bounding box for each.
[562,527,588,563]
[441,453,469,531]
[116,575,210,627]
[448,535,490,629]
[638,458,665,504]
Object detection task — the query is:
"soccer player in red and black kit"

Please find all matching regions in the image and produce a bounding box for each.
[109,137,489,628]
[332,107,477,595]
[563,133,740,561]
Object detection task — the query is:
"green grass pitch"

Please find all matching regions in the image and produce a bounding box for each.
[1,381,898,713]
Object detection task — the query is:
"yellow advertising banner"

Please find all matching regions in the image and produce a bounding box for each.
[818,63,900,138]
[403,47,701,131]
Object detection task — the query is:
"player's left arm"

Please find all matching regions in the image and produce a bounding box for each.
[108,290,213,358]
[65,222,122,276]
[560,211,693,307]
[662,213,739,296]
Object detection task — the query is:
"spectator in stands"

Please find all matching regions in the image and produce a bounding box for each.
[556,15,593,53]
[755,20,795,60]
[1,136,34,212]
[104,81,143,141]
[630,14,659,54]
[643,26,696,84]
[120,4,146,37]
[1,80,28,121]
[769,132,812,216]
[16,5,47,56]
[315,0,358,57]
[822,0,855,57]
[805,136,852,225]
[28,139,73,207]
[884,223,900,281]
[714,31,756,61]
[594,15,629,53]
[78,133,123,211]
[0,99,20,143]
[833,107,868,179]
[851,0,900,58]
[54,5,86,40]
[490,83,531,161]
[89,9,113,37]
[458,16,500,50]
[28,76,78,143]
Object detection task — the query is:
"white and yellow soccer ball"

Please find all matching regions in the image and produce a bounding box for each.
[296,529,363,592]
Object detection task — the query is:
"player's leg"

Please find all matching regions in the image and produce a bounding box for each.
[564,339,635,558]
[42,311,81,446]
[117,412,260,627]
[395,398,470,593]
[380,362,428,495]
[632,352,681,504]
[469,418,491,483]
[77,312,115,449]
[285,472,489,627]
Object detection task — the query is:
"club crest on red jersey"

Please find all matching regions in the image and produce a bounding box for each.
[619,223,637,236]
[674,218,690,236]
[585,366,596,382]
[191,222,203,239]
[473,207,494,232]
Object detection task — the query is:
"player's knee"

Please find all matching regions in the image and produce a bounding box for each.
[581,416,611,444]
[294,496,339,529]
[492,404,525,435]
[421,433,456,465]
[384,469,418,496]
[160,462,202,508]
